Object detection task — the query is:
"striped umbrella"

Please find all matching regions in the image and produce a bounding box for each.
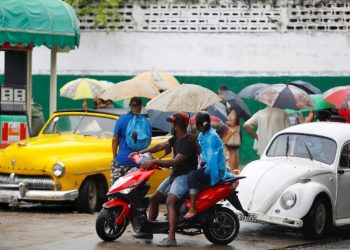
[256,84,314,110]
[60,78,106,100]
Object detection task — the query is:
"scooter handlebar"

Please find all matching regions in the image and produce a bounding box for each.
[129,152,164,171]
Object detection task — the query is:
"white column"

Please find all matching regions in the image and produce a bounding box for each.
[50,46,58,115]
[26,50,32,132]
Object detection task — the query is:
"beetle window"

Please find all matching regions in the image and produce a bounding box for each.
[339,143,350,168]
[266,133,336,165]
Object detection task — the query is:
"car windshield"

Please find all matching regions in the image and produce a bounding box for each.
[42,114,116,138]
[266,133,337,165]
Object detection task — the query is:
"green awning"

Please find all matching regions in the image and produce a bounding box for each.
[0,0,80,50]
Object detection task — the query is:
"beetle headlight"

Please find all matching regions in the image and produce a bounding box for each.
[280,191,297,210]
[52,162,65,177]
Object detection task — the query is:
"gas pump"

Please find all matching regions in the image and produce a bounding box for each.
[0,44,31,148]
[0,87,29,148]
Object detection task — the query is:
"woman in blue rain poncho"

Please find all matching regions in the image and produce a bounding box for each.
[184,111,234,219]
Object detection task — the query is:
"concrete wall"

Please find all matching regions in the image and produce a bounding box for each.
[1,0,350,76]
[1,31,349,76]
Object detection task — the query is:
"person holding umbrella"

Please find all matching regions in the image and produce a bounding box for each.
[245,84,314,156]
[243,107,290,157]
[225,108,241,172]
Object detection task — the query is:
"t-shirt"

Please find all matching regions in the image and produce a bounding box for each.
[244,107,290,156]
[113,112,139,167]
[168,134,198,179]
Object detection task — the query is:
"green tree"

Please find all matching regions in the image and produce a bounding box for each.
[63,0,123,31]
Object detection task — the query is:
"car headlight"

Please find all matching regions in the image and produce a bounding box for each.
[280,191,297,210]
[52,162,65,177]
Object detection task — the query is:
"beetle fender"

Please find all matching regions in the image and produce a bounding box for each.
[269,181,334,220]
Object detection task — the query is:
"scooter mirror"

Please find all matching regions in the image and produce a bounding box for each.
[165,143,171,155]
[159,143,171,160]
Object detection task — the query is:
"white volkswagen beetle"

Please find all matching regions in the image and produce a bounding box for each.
[237,122,350,239]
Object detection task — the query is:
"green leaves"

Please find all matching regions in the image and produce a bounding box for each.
[63,0,122,31]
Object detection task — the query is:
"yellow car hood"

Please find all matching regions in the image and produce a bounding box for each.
[0,134,110,174]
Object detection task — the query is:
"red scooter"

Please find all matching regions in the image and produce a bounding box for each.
[95,152,248,245]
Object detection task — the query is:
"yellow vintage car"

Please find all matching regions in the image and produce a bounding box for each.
[0,109,170,213]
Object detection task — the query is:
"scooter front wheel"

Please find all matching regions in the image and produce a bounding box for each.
[203,206,239,245]
[96,207,128,241]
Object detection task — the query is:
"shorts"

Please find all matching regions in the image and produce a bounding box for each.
[157,175,189,199]
[111,163,137,186]
[225,144,240,150]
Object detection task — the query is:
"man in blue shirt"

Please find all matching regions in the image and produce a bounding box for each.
[111,96,145,185]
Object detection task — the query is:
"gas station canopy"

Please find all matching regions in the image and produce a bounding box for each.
[0,0,80,49]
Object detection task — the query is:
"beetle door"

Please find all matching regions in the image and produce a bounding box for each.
[336,143,350,219]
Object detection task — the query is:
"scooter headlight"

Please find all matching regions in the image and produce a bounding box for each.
[119,181,143,194]
[280,191,297,210]
[120,188,133,194]
[52,162,65,177]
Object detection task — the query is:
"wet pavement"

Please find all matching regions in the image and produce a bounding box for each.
[0,204,349,250]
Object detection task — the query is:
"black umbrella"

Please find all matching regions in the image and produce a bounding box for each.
[148,105,226,133]
[221,90,252,121]
[289,80,321,94]
[238,83,269,99]
[207,102,228,122]
[147,110,173,133]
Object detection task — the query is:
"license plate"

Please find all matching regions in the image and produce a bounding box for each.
[0,191,18,203]
[238,213,257,222]
[0,195,16,203]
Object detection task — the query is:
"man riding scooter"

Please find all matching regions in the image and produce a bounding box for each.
[95,111,248,246]
[137,112,199,247]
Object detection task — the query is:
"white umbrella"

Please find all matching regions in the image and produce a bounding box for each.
[146,84,221,112]
[134,71,180,90]
[99,79,160,101]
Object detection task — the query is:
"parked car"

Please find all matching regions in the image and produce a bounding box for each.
[0,109,170,213]
[236,122,350,239]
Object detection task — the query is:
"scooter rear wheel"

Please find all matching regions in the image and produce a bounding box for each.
[203,206,239,245]
[96,207,128,241]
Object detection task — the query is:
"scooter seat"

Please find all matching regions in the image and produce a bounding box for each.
[198,175,246,191]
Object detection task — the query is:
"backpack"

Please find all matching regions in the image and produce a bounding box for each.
[126,114,152,151]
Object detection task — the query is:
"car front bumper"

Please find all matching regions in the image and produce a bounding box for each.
[0,186,78,203]
[238,212,303,228]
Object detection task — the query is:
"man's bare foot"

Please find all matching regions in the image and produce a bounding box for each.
[184,210,197,220]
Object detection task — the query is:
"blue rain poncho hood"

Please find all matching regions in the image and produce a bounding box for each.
[198,128,234,186]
